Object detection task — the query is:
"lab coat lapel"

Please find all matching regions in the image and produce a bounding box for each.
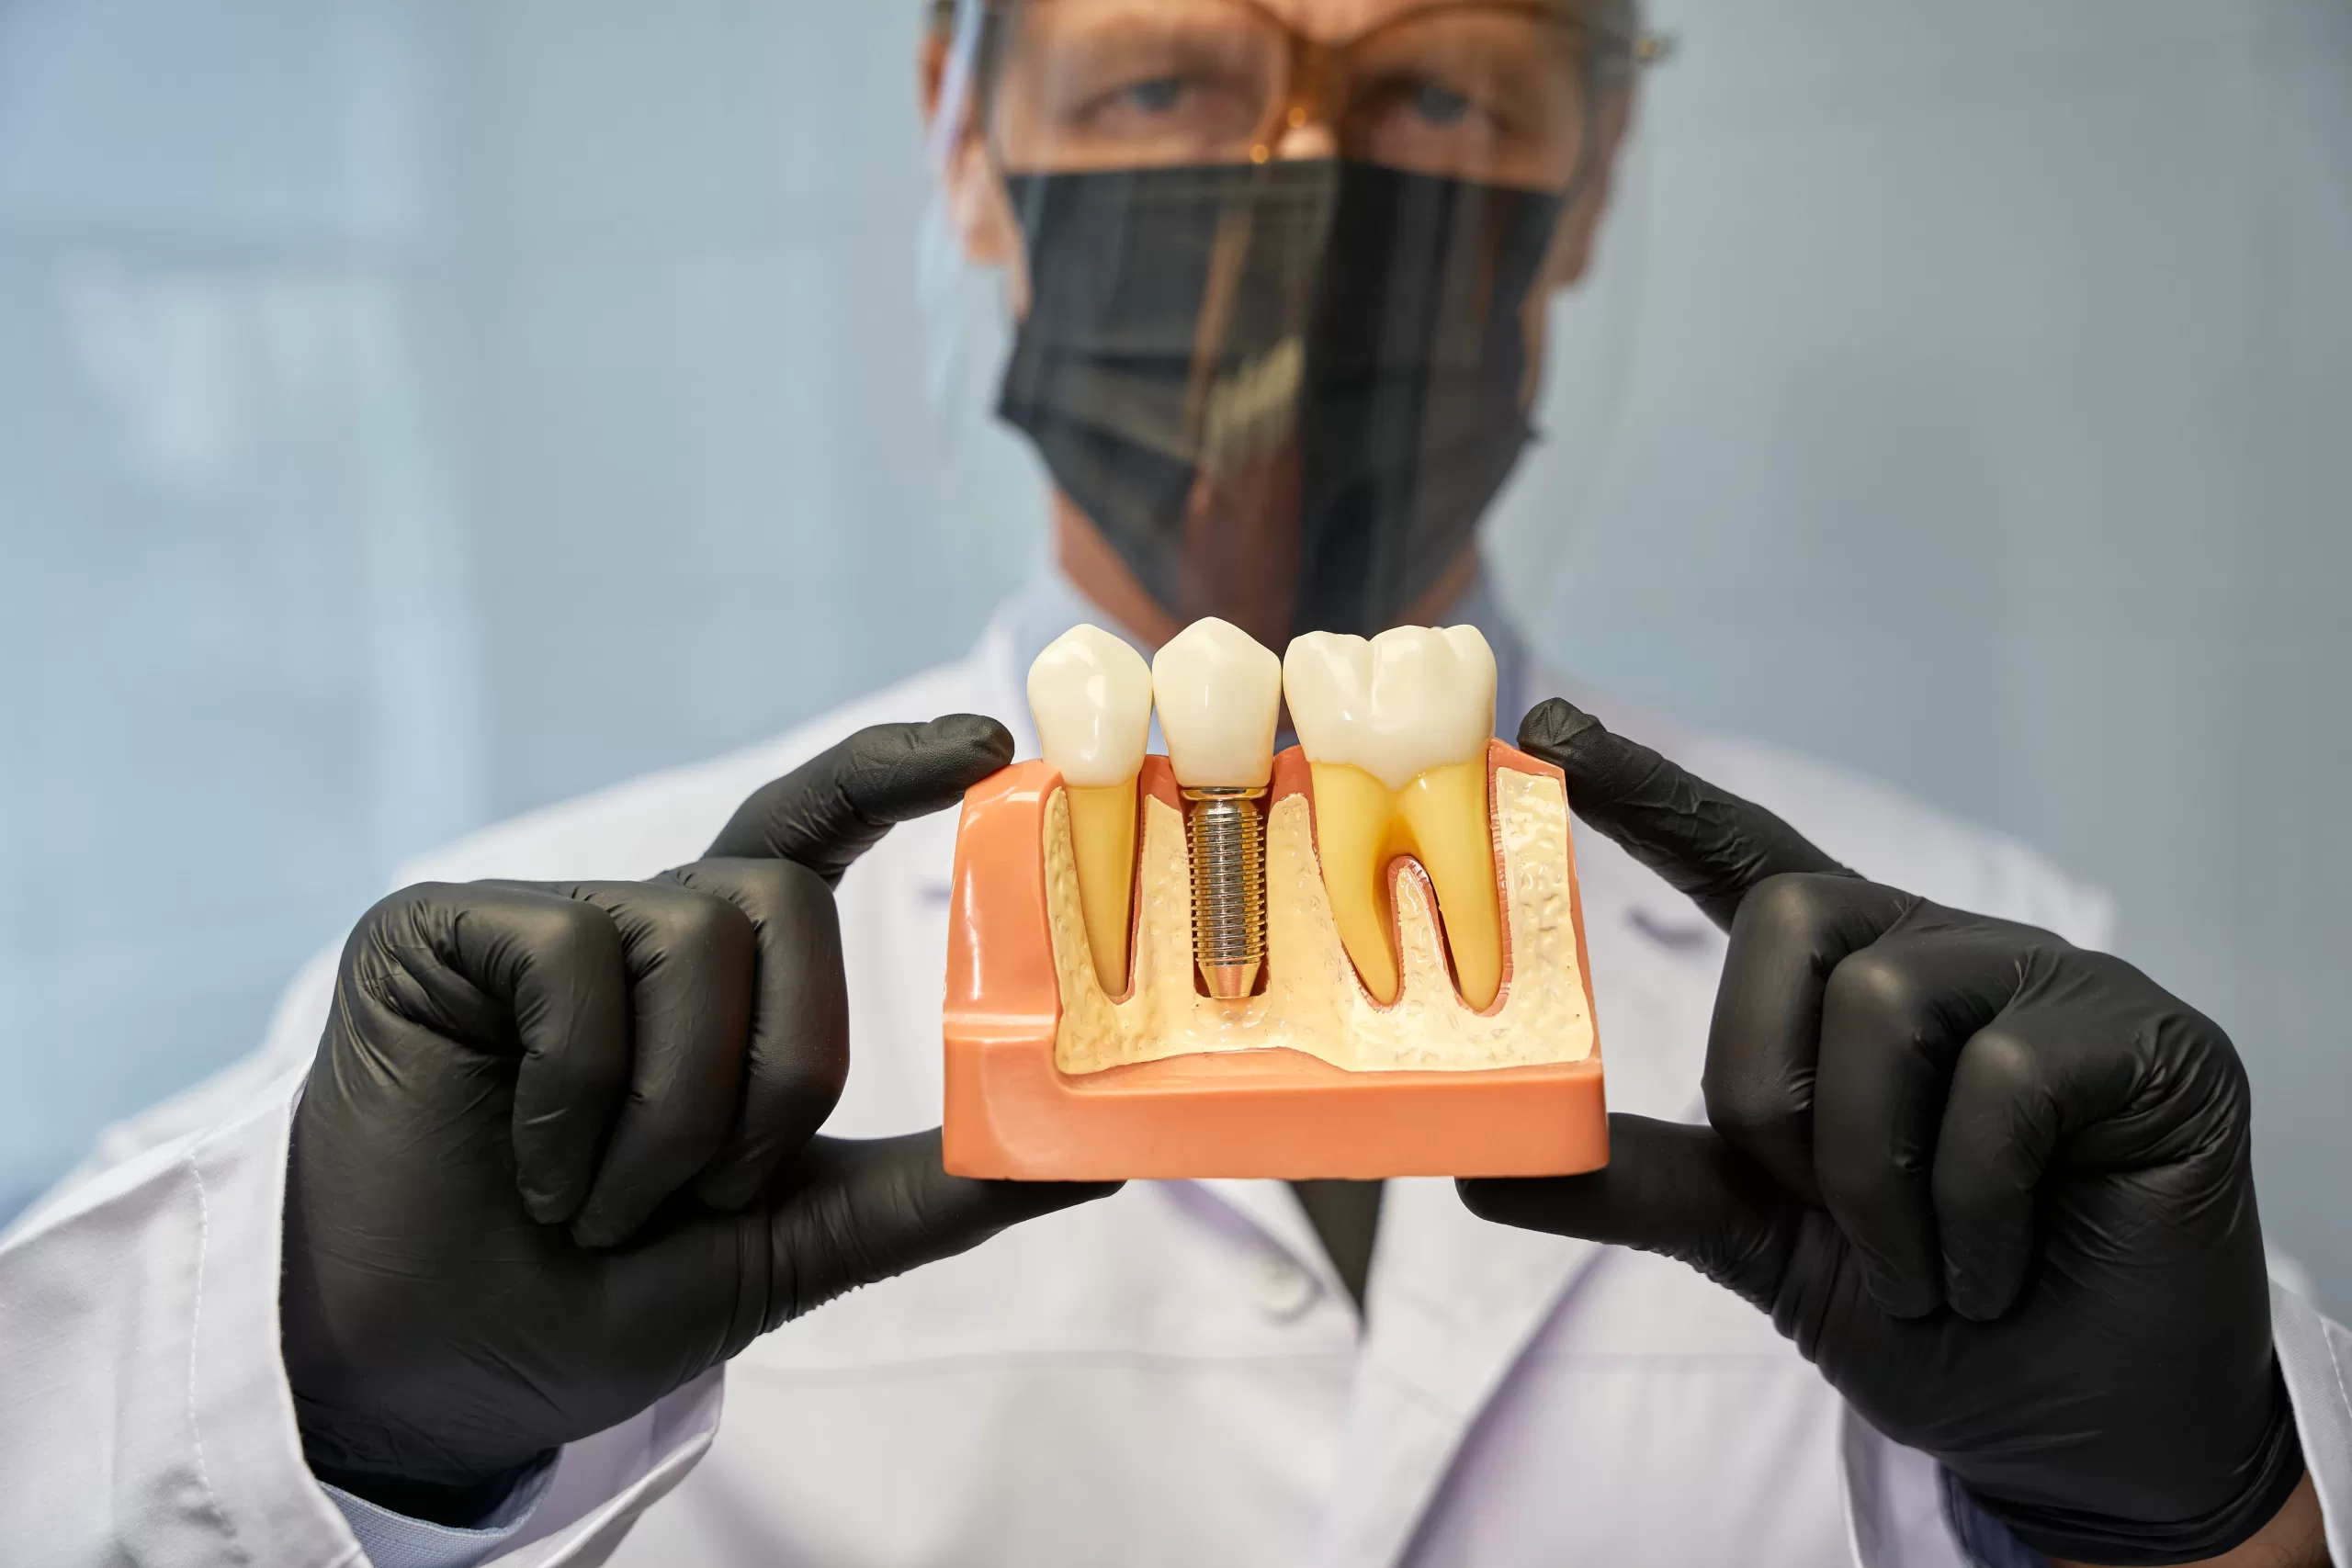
[1313,779,1724,1568]
[1317,1179,1597,1568]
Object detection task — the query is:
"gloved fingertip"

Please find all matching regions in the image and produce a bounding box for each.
[567,1197,644,1251]
[975,1176,1124,1222]
[690,1165,764,1213]
[1861,1267,1940,1322]
[518,1183,578,1228]
[1516,697,1603,759]
[920,713,1016,768]
[1942,1261,2023,1325]
[569,1218,621,1251]
[1945,1289,2007,1325]
[1454,1175,1553,1228]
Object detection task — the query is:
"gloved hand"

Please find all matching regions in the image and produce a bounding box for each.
[281,717,1114,1522]
[1462,701,2309,1566]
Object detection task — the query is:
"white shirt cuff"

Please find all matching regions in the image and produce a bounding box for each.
[324,1454,558,1568]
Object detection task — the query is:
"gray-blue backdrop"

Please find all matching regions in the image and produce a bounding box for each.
[3,0,2346,1303]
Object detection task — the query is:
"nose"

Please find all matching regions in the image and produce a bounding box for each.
[1273,117,1338,160]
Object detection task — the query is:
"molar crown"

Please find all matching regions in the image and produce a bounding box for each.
[1282,626,1498,790]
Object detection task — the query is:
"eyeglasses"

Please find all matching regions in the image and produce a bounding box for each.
[973,0,1657,193]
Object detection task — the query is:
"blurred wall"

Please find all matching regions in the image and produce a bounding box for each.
[2,0,2346,1303]
[1514,0,2352,1307]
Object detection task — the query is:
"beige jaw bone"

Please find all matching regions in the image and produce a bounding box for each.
[1045,763,1595,1076]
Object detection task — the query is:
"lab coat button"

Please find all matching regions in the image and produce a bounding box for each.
[1253,1252,1318,1319]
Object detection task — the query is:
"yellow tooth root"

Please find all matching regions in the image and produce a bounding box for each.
[1065,781,1140,995]
[1307,759,1503,1010]
[1400,761,1504,1009]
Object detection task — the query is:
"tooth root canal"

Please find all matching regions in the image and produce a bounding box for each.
[1306,757,1501,1009]
[1152,618,1285,1002]
[1063,784,1141,994]
[1283,626,1504,1010]
[1027,626,1155,995]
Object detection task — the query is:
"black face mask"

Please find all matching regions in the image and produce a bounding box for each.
[997,159,1565,643]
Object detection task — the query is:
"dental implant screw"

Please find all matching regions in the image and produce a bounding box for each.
[1183,786,1267,1000]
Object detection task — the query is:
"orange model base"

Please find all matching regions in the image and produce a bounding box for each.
[941,742,1608,1181]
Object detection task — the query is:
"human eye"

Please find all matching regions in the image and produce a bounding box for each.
[1118,74,1188,115]
[1015,14,1277,163]
[1076,60,1261,147]
[1358,71,1509,141]
[1408,81,1475,128]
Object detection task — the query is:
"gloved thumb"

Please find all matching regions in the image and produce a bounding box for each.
[1460,1115,1800,1314]
[766,1132,1119,1317]
[613,1132,1117,1372]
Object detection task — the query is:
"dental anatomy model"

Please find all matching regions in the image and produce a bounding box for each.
[944,619,1606,1179]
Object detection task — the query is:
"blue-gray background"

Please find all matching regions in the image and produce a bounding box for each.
[3,0,2346,1304]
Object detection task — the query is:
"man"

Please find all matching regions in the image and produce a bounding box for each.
[1,1,2342,1563]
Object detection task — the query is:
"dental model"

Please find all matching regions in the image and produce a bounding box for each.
[944,620,1605,1181]
[1026,626,1154,994]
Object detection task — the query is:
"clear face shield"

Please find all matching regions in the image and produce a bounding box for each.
[926,0,1656,647]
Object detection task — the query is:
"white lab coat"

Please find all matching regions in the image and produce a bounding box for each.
[6,608,2348,1568]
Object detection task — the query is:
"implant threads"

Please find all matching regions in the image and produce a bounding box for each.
[1183,786,1267,1000]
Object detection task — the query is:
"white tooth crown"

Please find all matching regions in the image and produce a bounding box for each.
[1152,617,1283,789]
[1282,626,1498,789]
[1026,625,1153,785]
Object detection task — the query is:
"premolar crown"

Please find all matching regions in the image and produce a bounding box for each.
[1028,625,1154,994]
[1283,626,1504,1009]
[1153,618,1283,1000]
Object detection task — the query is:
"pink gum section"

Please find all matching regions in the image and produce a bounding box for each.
[941,739,1608,1180]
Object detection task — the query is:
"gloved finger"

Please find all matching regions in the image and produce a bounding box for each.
[1706,874,1916,1203]
[660,858,851,1211]
[757,1132,1120,1333]
[1516,699,1857,931]
[519,881,757,1248]
[705,716,1014,885]
[1811,923,2021,1318]
[1459,1115,1800,1314]
[357,882,631,1225]
[1931,949,2246,1322]
[1931,1018,2065,1323]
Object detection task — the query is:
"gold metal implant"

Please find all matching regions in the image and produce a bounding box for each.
[1182,786,1267,1000]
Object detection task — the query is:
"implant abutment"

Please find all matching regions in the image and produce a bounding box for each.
[1183,785,1268,1001]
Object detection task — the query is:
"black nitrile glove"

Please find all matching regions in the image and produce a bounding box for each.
[1462,701,2305,1566]
[281,718,1114,1522]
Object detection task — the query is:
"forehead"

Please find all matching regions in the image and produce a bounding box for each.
[1258,0,1446,35]
[1060,0,1589,46]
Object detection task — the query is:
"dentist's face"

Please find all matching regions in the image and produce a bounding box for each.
[932,0,1632,304]
[921,0,1637,646]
